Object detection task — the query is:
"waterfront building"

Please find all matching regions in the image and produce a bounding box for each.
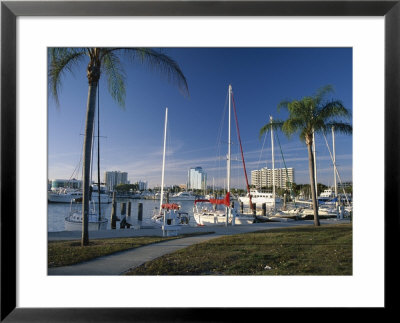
[251,167,294,189]
[136,180,148,191]
[49,178,82,191]
[187,167,207,190]
[104,171,128,191]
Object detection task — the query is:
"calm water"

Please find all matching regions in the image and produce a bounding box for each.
[47,197,275,232]
[48,198,202,232]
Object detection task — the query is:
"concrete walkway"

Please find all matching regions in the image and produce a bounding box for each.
[48,219,349,276]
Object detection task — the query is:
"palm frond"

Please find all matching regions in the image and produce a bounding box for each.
[314,84,334,105]
[110,48,189,97]
[288,98,315,120]
[324,122,353,135]
[48,48,87,106]
[259,119,284,139]
[101,51,126,107]
[277,100,291,112]
[317,100,351,120]
[281,117,307,139]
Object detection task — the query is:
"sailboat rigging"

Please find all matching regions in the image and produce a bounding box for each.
[64,83,108,231]
[238,116,281,208]
[151,108,190,232]
[193,85,254,226]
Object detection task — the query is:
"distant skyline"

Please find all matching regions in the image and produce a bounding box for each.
[48,48,352,188]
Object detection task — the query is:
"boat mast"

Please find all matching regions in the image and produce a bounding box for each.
[226,85,232,226]
[97,83,101,220]
[332,126,337,197]
[270,116,275,208]
[160,108,168,213]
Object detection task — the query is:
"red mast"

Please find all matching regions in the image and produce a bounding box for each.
[231,92,254,212]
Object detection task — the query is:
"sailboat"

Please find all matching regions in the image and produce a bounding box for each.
[64,84,108,231]
[238,116,281,207]
[150,108,190,234]
[193,85,254,226]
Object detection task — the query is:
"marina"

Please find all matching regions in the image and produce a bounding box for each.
[49,198,196,232]
[46,47,353,278]
[48,195,351,232]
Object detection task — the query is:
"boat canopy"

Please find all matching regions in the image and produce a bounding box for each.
[161,203,180,210]
[194,192,230,207]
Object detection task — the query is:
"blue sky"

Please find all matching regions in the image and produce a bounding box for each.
[48,48,352,188]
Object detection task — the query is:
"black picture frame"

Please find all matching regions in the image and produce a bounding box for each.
[1,0,397,321]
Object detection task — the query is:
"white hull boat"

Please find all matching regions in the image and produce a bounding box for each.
[48,189,82,203]
[193,85,256,226]
[193,203,230,226]
[151,204,190,227]
[169,191,197,201]
[238,190,281,206]
[64,200,108,231]
[90,184,112,204]
[193,203,255,226]
[90,191,112,204]
[300,207,337,218]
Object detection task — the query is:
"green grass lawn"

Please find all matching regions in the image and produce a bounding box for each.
[48,236,178,267]
[48,232,213,268]
[126,224,352,275]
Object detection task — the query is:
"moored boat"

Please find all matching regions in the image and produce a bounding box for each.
[65,199,108,231]
[90,184,112,204]
[192,85,256,226]
[169,191,197,201]
[151,203,190,226]
[48,188,83,203]
[238,189,281,206]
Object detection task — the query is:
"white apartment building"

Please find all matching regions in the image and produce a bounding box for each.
[251,167,294,189]
[104,171,128,191]
[187,167,207,190]
[136,180,148,191]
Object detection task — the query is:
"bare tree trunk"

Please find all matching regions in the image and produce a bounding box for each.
[81,82,98,246]
[307,142,320,226]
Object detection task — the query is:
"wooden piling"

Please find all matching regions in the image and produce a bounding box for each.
[252,203,256,216]
[120,202,126,229]
[283,193,287,211]
[127,201,131,217]
[240,202,244,213]
[138,202,143,229]
[262,203,266,216]
[110,192,117,229]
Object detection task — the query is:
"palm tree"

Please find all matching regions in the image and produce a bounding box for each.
[49,48,188,245]
[260,85,352,226]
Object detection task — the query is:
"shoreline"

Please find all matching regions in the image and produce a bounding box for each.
[48,218,350,241]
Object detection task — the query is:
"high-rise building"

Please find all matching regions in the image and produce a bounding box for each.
[251,167,294,189]
[104,171,128,191]
[187,167,207,190]
[136,180,148,191]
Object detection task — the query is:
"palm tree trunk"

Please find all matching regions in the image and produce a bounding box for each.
[307,142,320,226]
[81,81,98,246]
